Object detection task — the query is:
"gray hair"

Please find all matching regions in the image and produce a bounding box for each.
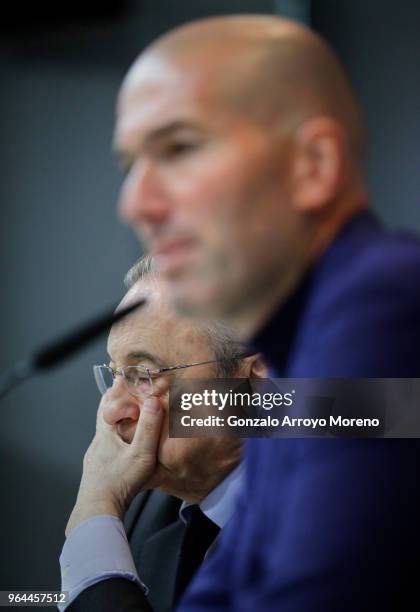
[124,254,157,288]
[124,255,247,377]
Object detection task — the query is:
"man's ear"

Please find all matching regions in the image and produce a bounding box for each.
[242,354,269,379]
[290,116,346,212]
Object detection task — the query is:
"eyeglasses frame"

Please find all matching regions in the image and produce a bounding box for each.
[93,354,251,396]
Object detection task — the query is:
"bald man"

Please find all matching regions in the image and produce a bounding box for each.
[116,15,367,335]
[66,15,420,612]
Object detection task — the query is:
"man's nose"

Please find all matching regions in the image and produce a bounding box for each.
[101,379,140,426]
[118,160,170,227]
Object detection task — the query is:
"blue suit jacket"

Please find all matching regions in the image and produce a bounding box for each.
[70,212,420,611]
[181,212,420,611]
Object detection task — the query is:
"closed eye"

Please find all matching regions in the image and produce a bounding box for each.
[159,140,200,159]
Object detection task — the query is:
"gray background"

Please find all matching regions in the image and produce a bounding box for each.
[0,0,419,594]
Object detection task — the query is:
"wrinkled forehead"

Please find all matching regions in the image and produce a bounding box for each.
[116,38,259,120]
[115,39,282,153]
[115,51,218,152]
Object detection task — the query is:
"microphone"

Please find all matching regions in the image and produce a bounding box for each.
[0,298,146,400]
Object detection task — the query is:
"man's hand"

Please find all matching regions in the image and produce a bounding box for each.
[65,395,164,537]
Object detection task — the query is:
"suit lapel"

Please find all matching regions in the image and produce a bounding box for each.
[124,490,152,538]
[126,490,184,612]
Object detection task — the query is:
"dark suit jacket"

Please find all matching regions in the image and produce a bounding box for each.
[70,211,420,611]
[124,490,184,612]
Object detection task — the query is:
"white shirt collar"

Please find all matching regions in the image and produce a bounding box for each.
[179,463,244,528]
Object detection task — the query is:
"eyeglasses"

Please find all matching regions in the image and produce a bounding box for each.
[93,357,245,398]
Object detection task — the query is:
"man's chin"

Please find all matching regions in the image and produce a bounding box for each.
[155,255,214,314]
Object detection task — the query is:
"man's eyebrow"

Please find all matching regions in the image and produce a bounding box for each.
[106,350,166,368]
[126,351,166,368]
[113,120,202,165]
[144,120,202,145]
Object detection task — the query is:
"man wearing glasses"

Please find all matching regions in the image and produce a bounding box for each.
[61,255,266,611]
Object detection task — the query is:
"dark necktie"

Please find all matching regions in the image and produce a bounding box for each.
[173,505,220,605]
